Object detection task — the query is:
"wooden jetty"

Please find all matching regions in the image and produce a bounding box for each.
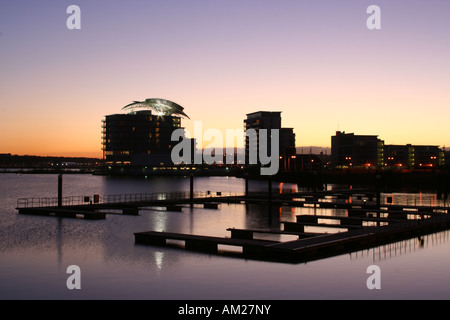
[265,215,450,262]
[134,231,279,254]
[281,214,406,232]
[132,190,450,263]
[15,187,449,218]
[226,228,324,240]
[17,207,106,220]
[135,214,450,263]
[16,188,450,263]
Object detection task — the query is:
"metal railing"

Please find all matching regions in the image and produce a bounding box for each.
[16,191,245,208]
[17,190,449,212]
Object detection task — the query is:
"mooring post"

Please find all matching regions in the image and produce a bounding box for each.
[58,174,63,207]
[245,173,249,198]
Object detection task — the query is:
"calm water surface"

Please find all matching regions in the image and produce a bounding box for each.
[1,173,450,300]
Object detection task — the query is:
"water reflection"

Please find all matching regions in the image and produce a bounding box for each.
[56,218,63,267]
[154,251,164,272]
[244,203,282,230]
[382,191,449,207]
[2,174,450,299]
[350,230,450,262]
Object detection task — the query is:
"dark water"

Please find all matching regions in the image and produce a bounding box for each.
[1,173,450,300]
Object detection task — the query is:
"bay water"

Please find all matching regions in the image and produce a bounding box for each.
[1,173,449,300]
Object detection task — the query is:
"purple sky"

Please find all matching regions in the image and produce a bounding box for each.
[1,0,449,157]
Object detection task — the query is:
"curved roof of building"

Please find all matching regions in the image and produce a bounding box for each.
[122,98,189,119]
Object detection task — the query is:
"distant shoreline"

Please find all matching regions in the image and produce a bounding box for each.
[0,168,95,174]
[2,167,448,194]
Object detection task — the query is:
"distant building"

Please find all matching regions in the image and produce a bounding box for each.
[412,145,444,169]
[384,144,444,169]
[280,128,296,157]
[102,110,183,166]
[244,111,295,167]
[244,111,280,165]
[331,131,384,168]
[331,131,445,169]
[384,144,413,169]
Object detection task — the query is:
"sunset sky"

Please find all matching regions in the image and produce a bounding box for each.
[1,0,449,158]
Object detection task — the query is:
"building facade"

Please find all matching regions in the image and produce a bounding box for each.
[384,144,413,168]
[280,128,297,157]
[102,110,183,167]
[331,131,445,169]
[244,111,296,168]
[383,144,444,169]
[331,131,384,168]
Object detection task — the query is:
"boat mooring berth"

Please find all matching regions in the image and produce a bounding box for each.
[16,186,450,264]
[134,208,450,264]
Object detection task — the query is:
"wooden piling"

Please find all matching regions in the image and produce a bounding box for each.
[58,174,63,207]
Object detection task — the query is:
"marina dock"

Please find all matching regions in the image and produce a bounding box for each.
[134,231,279,254]
[135,213,450,263]
[15,188,450,263]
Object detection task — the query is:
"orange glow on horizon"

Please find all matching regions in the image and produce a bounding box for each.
[2,2,450,157]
